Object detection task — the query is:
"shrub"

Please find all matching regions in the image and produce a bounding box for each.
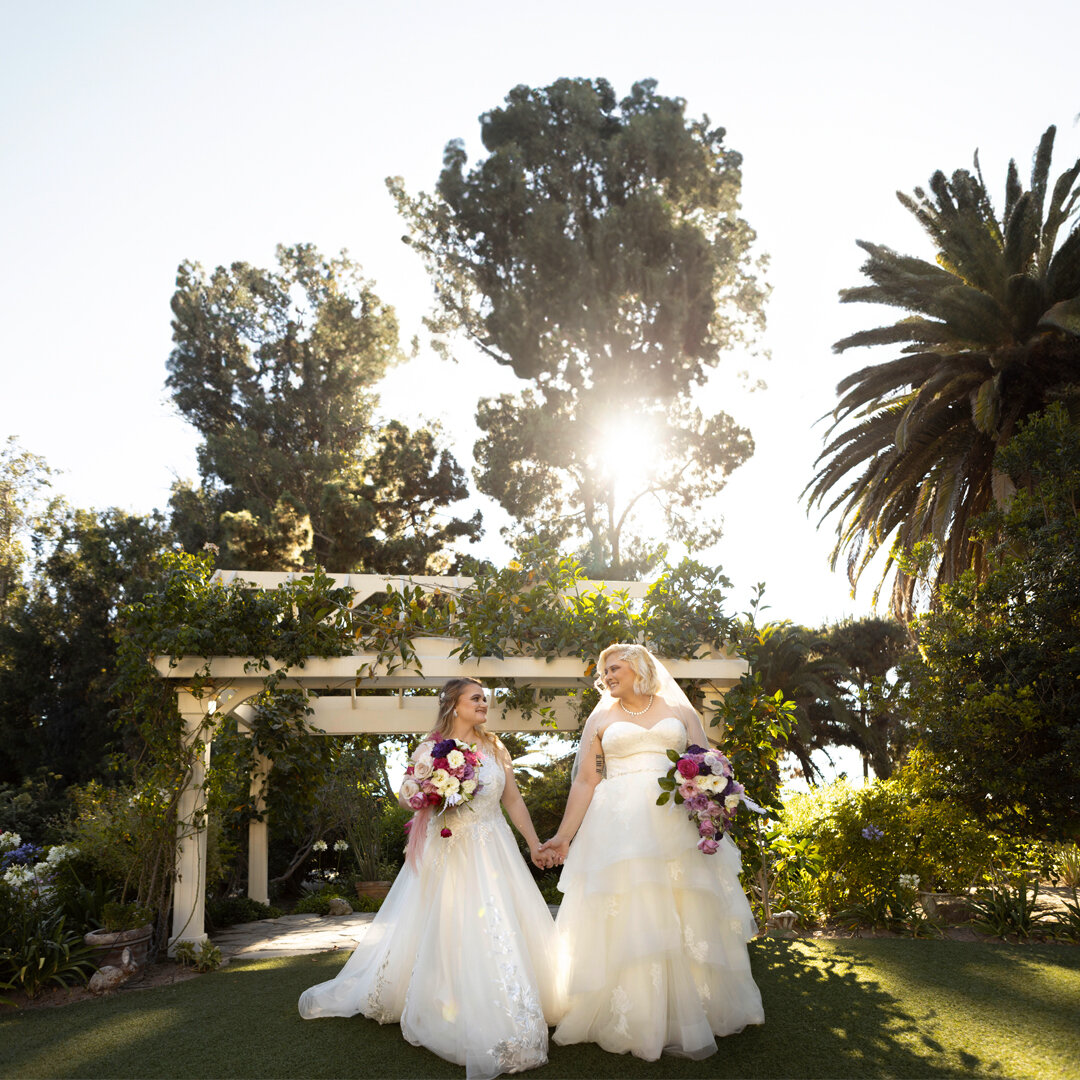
[779,759,1000,914]
[0,876,95,1002]
[293,887,350,915]
[101,901,155,931]
[173,939,222,972]
[205,894,282,929]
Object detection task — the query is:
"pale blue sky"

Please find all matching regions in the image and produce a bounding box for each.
[2,0,1078,626]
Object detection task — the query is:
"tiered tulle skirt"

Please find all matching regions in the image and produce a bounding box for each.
[553,770,764,1060]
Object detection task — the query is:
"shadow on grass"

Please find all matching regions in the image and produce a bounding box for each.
[2,941,1068,1079]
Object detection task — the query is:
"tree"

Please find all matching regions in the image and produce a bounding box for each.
[750,617,911,783]
[167,243,481,573]
[0,438,59,618]
[806,126,1080,619]
[909,403,1080,839]
[0,507,172,785]
[817,618,911,780]
[391,77,765,575]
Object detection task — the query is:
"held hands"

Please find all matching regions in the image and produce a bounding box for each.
[536,836,569,868]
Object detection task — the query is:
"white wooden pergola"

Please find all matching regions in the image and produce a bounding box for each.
[155,571,748,952]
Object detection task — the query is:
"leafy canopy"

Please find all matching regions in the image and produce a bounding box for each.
[167,243,480,573]
[807,126,1080,619]
[908,403,1080,840]
[391,77,766,574]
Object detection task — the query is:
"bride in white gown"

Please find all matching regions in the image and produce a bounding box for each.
[298,678,562,1079]
[541,643,764,1061]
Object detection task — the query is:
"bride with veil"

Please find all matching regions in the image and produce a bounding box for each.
[540,642,764,1061]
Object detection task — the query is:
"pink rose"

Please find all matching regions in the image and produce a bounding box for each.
[698,837,719,854]
[676,759,699,779]
[408,794,426,810]
[699,818,717,837]
[678,782,698,801]
[440,827,452,838]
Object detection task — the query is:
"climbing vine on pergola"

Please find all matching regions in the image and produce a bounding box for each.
[115,542,789,954]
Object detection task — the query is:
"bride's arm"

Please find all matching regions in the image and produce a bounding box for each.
[541,730,604,861]
[494,738,545,866]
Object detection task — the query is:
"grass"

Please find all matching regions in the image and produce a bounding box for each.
[2,939,1078,1079]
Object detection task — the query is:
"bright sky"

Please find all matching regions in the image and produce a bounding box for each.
[2,0,1078,629]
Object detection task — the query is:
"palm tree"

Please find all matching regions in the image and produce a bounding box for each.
[806,126,1080,619]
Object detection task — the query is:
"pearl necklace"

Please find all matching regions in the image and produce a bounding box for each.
[618,694,653,717]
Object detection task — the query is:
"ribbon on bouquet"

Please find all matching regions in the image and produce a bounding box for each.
[403,807,432,870]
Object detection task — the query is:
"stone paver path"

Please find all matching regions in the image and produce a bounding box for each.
[211,912,376,963]
[211,904,561,964]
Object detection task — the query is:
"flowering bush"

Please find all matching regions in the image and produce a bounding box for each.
[779,760,1000,914]
[0,832,95,1000]
[656,745,763,854]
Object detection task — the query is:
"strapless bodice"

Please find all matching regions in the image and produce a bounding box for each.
[600,716,687,778]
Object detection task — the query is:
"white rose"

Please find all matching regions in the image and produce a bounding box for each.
[724,794,741,810]
[461,779,478,795]
[443,776,461,793]
[431,768,450,789]
[412,759,433,780]
[400,778,420,801]
[414,744,434,766]
[446,749,465,769]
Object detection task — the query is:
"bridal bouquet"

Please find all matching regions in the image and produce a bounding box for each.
[656,744,763,854]
[399,738,483,838]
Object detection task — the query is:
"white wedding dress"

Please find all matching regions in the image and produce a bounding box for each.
[554,716,764,1060]
[298,749,562,1078]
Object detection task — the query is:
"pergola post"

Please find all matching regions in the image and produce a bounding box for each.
[234,704,273,906]
[168,691,214,955]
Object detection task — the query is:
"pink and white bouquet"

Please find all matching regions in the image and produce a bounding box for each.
[399,737,483,838]
[656,743,764,854]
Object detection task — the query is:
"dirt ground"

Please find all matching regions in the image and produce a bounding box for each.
[4,960,200,1012]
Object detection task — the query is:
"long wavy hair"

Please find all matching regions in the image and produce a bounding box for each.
[430,677,494,746]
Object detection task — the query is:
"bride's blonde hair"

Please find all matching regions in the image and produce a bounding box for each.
[431,678,494,746]
[594,643,663,696]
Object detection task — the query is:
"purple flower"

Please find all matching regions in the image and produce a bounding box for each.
[688,794,711,813]
[861,825,884,841]
[686,744,706,756]
[698,837,719,855]
[431,738,457,759]
[0,842,41,871]
[699,818,717,837]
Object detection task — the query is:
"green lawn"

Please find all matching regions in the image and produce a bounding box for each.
[2,939,1078,1079]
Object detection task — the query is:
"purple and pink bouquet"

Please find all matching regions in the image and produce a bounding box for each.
[399,737,484,835]
[656,744,764,854]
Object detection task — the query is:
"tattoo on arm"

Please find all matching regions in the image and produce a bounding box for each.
[595,753,603,773]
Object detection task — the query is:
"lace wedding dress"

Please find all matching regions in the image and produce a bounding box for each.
[299,749,562,1079]
[554,716,764,1060]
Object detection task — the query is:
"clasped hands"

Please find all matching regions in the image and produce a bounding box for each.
[530,836,569,869]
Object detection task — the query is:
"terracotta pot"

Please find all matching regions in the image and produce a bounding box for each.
[84,924,153,971]
[354,880,392,900]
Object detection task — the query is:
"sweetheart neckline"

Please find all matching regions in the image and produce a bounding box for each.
[600,716,687,740]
